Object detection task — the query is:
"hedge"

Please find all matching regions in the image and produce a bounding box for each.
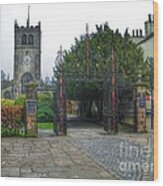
[1,106,25,137]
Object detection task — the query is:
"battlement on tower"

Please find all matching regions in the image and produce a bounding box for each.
[14,20,41,31]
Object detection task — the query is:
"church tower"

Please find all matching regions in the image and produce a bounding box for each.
[13,6,41,97]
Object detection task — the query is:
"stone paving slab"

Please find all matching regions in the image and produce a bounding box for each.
[1,122,154,180]
[1,137,117,179]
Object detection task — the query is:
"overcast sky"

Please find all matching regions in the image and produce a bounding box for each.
[0,0,153,79]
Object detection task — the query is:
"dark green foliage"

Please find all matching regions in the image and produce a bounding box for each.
[54,23,150,119]
[37,92,54,122]
[14,95,26,106]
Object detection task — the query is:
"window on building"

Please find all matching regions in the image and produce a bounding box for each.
[22,34,27,45]
[4,91,11,99]
[21,72,33,94]
[28,34,34,45]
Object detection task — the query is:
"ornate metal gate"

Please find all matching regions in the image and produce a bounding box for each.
[53,47,137,136]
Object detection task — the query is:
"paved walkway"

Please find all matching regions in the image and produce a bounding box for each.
[67,122,154,180]
[1,136,117,179]
[1,121,154,180]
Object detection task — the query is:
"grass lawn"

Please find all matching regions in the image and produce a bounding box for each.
[37,122,55,130]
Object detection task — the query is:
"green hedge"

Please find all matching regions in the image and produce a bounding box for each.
[1,93,54,123]
[1,106,25,137]
[1,95,26,106]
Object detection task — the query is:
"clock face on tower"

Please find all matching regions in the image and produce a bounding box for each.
[23,55,31,65]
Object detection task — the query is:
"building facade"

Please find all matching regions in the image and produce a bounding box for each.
[131,14,154,61]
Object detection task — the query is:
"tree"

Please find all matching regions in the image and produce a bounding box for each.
[54,22,149,120]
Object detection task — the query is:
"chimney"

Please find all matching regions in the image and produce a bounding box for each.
[139,29,142,37]
[132,30,135,37]
[136,29,139,37]
[148,14,151,22]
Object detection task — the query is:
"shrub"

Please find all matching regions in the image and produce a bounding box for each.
[14,95,26,106]
[1,106,25,136]
[1,95,26,107]
[37,92,54,122]
[1,99,15,106]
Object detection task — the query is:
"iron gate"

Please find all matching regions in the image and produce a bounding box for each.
[53,51,136,136]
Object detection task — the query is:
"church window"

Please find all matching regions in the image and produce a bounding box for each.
[28,34,34,45]
[22,34,27,45]
[21,72,33,94]
[4,91,11,99]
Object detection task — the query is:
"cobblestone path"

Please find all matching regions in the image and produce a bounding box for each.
[1,122,154,180]
[68,123,154,181]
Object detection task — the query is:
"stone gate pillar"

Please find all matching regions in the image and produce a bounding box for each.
[134,75,147,133]
[25,83,38,137]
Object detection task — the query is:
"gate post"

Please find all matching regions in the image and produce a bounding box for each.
[111,48,118,134]
[134,74,147,133]
[104,48,118,134]
[58,72,67,136]
[25,83,38,137]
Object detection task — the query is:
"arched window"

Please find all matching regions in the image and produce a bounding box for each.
[21,72,33,94]
[22,34,27,45]
[28,34,34,45]
[4,91,11,99]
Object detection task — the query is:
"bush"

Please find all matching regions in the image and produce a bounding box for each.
[14,95,26,106]
[1,99,15,106]
[37,92,54,122]
[37,105,53,122]
[1,95,26,107]
[1,96,26,136]
[1,106,25,136]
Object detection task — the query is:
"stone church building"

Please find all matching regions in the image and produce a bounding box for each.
[1,10,41,99]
